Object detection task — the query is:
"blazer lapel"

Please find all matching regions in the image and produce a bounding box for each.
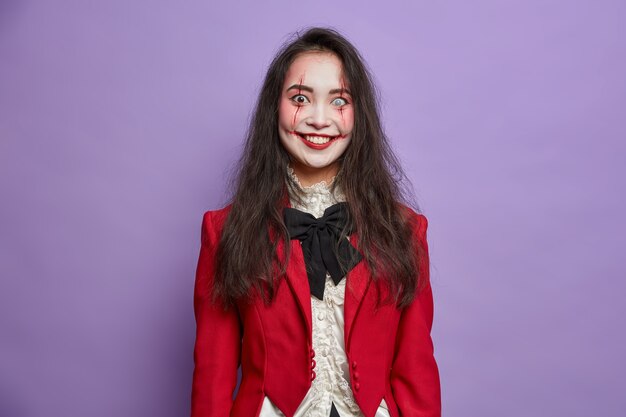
[276,235,313,343]
[274,193,313,344]
[344,232,371,353]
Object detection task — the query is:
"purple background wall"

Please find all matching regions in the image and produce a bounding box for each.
[1,1,624,416]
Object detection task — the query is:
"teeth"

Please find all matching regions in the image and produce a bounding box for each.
[303,134,333,144]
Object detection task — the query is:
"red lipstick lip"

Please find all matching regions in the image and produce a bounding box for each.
[288,130,342,150]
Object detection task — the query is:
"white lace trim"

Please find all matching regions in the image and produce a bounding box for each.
[286,164,338,190]
[286,165,346,219]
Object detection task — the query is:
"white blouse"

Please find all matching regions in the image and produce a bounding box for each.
[258,166,390,417]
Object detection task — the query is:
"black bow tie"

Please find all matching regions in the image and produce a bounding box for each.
[283,202,363,300]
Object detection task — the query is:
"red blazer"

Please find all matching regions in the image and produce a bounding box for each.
[191,200,441,417]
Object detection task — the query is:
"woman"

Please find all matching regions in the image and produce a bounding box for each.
[191,27,441,417]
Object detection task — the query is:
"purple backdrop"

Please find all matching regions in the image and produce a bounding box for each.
[1,1,625,416]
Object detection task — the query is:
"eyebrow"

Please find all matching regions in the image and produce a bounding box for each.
[286,84,352,96]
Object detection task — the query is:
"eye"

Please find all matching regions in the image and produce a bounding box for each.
[332,97,349,107]
[290,94,310,104]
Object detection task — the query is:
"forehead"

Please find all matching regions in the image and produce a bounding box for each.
[284,51,348,88]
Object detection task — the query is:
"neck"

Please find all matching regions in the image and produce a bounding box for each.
[289,161,339,187]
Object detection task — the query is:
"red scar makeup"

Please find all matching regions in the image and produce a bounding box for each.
[291,74,305,130]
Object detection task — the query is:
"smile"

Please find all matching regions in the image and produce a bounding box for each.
[288,130,344,149]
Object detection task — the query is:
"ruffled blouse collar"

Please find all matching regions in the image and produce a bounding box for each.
[286,164,346,218]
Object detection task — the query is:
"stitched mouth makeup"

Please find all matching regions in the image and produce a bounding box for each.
[289,130,346,150]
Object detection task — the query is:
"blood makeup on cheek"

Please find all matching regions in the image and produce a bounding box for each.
[339,78,347,123]
[290,74,305,130]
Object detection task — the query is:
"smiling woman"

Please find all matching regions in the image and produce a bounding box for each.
[191,27,441,417]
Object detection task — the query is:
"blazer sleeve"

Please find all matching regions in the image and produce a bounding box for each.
[390,213,442,416]
[191,210,242,417]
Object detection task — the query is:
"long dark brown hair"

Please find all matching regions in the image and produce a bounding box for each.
[212,26,426,310]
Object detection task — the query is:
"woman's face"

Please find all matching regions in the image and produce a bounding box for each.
[278,51,354,179]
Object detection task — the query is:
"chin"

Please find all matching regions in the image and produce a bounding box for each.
[300,155,340,168]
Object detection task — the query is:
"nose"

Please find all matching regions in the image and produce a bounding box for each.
[306,102,331,129]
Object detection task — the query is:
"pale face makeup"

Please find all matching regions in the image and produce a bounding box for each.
[278,51,354,187]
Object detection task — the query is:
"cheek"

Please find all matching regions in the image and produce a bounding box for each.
[278,99,301,129]
[338,107,355,132]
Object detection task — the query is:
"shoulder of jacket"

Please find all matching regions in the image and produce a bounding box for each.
[396,202,428,236]
[201,203,233,232]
